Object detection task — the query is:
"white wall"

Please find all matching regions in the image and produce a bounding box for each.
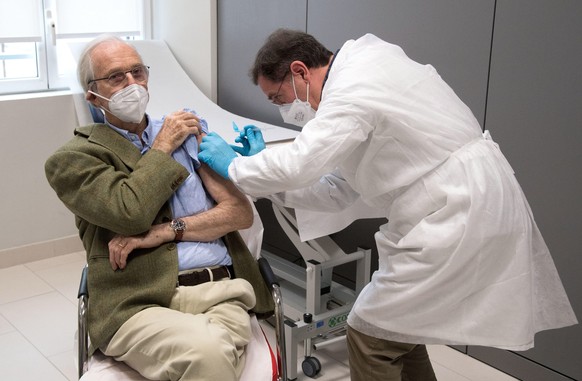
[151,0,217,101]
[0,92,83,265]
[0,0,217,267]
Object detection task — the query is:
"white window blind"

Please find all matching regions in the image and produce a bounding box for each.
[54,0,142,38]
[0,0,43,42]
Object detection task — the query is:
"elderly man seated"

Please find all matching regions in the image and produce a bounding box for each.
[45,35,271,381]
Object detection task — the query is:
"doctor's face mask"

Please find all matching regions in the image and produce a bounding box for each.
[278,76,316,127]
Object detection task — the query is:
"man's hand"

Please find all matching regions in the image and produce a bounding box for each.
[108,224,172,270]
[198,132,237,179]
[231,125,266,156]
[151,110,201,155]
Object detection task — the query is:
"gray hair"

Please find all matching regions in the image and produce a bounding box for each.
[77,35,141,93]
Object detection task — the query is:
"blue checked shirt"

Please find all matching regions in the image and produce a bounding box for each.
[105,110,231,270]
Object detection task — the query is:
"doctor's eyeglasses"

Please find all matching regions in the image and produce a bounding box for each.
[270,72,290,105]
[88,65,150,87]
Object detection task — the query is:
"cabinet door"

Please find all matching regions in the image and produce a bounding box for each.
[217,0,307,128]
[470,1,582,380]
[307,0,495,126]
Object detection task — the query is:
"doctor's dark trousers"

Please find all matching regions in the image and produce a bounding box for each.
[347,325,437,381]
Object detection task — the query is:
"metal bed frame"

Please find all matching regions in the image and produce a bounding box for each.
[264,204,371,380]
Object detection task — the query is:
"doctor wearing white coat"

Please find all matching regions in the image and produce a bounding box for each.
[199,29,577,381]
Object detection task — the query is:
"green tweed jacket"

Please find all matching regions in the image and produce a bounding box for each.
[45,124,273,354]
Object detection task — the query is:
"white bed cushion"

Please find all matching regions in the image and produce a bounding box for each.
[80,316,276,381]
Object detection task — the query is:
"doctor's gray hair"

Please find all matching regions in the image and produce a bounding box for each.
[77,35,142,93]
[250,28,333,85]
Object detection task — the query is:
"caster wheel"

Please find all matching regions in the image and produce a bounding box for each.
[302,356,321,378]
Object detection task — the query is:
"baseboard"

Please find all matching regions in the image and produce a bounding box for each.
[0,235,84,268]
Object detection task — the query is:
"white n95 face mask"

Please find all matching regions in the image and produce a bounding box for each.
[278,76,316,127]
[89,84,149,123]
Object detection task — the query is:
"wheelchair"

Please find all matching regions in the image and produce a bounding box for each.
[77,257,288,381]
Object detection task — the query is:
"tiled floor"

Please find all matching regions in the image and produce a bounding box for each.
[0,252,519,381]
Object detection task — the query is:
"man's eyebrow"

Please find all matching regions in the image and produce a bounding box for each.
[103,63,144,76]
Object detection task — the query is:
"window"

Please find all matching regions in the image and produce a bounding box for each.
[0,0,149,95]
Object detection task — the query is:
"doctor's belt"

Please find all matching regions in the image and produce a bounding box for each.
[177,265,234,287]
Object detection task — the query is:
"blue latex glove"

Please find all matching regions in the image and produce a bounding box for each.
[230,125,266,156]
[198,132,237,179]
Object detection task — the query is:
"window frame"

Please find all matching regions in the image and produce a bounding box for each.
[0,0,150,96]
[0,41,48,94]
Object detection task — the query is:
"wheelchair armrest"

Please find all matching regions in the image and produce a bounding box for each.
[78,265,89,299]
[257,257,288,381]
[78,265,89,379]
[258,257,279,288]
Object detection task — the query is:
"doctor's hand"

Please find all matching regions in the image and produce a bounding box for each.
[231,125,265,156]
[198,132,237,179]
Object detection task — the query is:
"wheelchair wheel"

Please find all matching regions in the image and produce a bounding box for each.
[302,356,321,378]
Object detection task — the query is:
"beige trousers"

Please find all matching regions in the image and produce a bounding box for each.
[347,325,437,381]
[103,278,256,381]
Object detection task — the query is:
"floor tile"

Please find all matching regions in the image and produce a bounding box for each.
[0,331,69,381]
[260,320,350,380]
[432,362,472,381]
[25,252,85,272]
[312,335,350,366]
[29,258,87,304]
[48,349,78,381]
[0,291,76,357]
[428,345,519,381]
[0,265,52,305]
[306,359,350,381]
[0,313,15,335]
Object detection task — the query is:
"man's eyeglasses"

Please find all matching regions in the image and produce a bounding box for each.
[88,65,150,87]
[271,72,289,105]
